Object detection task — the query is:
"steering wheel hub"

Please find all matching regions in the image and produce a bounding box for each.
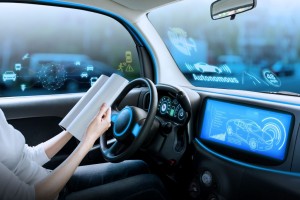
[113,107,133,139]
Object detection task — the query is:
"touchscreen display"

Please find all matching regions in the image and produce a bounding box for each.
[200,99,293,161]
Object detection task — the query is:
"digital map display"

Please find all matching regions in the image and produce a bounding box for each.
[200,99,293,161]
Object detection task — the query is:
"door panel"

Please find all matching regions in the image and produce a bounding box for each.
[0,94,81,169]
[0,89,141,169]
[0,94,80,120]
[9,116,78,169]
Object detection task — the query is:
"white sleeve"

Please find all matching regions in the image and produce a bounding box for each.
[24,142,50,166]
[0,162,35,200]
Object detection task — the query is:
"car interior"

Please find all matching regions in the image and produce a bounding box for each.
[1,0,300,199]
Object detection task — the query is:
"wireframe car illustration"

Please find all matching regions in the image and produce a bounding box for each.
[194,62,222,74]
[3,71,17,82]
[226,119,275,151]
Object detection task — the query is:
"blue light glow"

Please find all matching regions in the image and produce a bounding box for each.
[132,123,141,137]
[113,108,132,137]
[200,99,293,161]
[111,114,118,123]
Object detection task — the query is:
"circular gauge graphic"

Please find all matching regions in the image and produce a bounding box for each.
[262,69,281,87]
[175,104,186,121]
[38,63,67,90]
[158,96,171,115]
[178,108,186,121]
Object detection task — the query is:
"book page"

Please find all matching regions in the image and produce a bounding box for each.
[59,74,109,130]
[60,74,129,141]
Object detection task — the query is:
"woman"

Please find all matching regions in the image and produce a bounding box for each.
[0,104,167,200]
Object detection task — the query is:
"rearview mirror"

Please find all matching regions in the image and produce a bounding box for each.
[211,0,256,20]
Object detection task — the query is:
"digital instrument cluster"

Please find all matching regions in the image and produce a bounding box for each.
[157,95,186,123]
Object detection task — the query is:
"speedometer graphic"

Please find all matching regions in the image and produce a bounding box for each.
[158,96,171,115]
[175,104,186,121]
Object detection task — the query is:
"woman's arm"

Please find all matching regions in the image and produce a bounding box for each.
[43,130,73,159]
[35,104,111,200]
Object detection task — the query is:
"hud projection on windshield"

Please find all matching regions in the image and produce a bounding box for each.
[199,99,293,161]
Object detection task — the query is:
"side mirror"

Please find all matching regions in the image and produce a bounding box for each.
[211,0,256,20]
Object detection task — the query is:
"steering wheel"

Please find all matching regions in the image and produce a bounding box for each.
[100,78,158,162]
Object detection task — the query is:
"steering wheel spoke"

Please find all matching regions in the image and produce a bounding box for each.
[105,141,127,157]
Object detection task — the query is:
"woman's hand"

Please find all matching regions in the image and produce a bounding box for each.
[83,103,111,145]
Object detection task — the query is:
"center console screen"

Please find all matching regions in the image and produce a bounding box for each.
[199,98,293,162]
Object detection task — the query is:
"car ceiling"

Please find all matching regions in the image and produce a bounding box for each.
[64,0,182,22]
[113,0,181,11]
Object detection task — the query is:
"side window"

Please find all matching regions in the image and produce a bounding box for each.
[0,3,140,97]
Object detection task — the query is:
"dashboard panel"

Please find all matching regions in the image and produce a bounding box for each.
[192,91,300,171]
[185,90,300,200]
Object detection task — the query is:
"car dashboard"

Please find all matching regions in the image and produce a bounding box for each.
[134,83,300,200]
[184,87,300,200]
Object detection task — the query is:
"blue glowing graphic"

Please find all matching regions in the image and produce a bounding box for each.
[80,72,89,78]
[132,124,141,137]
[90,77,98,87]
[167,27,197,56]
[15,63,22,71]
[185,62,223,74]
[200,99,293,161]
[2,71,17,82]
[262,69,281,87]
[38,63,67,90]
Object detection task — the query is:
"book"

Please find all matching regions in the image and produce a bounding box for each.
[59,73,129,141]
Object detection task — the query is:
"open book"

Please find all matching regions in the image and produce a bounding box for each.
[59,73,129,141]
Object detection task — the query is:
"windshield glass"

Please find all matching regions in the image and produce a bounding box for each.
[149,0,300,95]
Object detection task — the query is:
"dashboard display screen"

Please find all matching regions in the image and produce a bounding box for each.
[199,99,293,161]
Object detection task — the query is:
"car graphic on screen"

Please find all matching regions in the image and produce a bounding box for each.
[15,63,22,71]
[226,119,275,151]
[90,77,98,87]
[194,62,222,74]
[80,72,88,78]
[86,65,94,71]
[3,71,17,82]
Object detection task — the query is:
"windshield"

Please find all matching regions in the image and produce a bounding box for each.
[148,0,300,95]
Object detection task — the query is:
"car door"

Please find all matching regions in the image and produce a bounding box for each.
[0,1,153,169]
